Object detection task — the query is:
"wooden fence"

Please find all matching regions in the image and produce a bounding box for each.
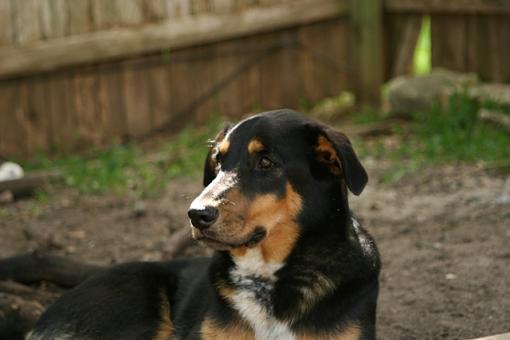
[0,0,509,158]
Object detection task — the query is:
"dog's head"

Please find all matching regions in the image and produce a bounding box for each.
[188,109,367,261]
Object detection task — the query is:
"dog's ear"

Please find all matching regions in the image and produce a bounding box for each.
[307,123,368,195]
[203,123,232,187]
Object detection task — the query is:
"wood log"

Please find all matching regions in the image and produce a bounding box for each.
[0,171,63,197]
[0,251,102,288]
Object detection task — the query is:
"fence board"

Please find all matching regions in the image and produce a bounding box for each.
[40,0,69,39]
[385,13,422,78]
[0,0,13,45]
[12,0,42,44]
[0,0,347,79]
[431,15,468,73]
[68,0,93,35]
[97,63,127,143]
[123,61,152,137]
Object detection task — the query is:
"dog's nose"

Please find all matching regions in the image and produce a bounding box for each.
[187,206,219,230]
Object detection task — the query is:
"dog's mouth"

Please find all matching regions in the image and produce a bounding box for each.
[192,227,267,250]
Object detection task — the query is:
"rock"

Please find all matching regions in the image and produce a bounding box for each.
[0,162,24,182]
[133,201,147,218]
[387,68,478,115]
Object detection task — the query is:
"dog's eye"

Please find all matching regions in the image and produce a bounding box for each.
[257,156,274,170]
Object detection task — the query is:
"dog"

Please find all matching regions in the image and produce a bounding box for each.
[28,109,380,340]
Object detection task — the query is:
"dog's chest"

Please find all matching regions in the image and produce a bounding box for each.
[228,249,295,340]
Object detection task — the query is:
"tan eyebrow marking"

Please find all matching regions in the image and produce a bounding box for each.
[219,139,230,155]
[248,139,264,154]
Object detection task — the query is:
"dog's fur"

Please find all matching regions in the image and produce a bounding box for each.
[28,109,380,340]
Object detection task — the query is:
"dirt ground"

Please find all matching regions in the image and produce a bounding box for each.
[1,161,509,339]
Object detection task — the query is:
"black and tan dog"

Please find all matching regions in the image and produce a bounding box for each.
[29,109,380,340]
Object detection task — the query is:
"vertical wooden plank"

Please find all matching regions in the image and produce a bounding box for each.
[350,0,383,108]
[299,20,347,104]
[0,0,13,45]
[97,63,127,144]
[73,70,102,149]
[40,0,69,39]
[168,49,194,122]
[19,76,52,155]
[91,0,120,30]
[488,15,504,83]
[258,32,285,111]
[240,33,262,114]
[143,0,167,21]
[431,15,468,72]
[11,0,41,44]
[146,59,172,130]
[163,0,191,19]
[498,16,510,83]
[123,61,152,137]
[0,82,22,157]
[68,0,93,35]
[116,0,144,25]
[11,0,42,44]
[211,0,235,14]
[385,14,422,78]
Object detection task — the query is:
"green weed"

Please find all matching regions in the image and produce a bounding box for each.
[357,91,510,181]
[22,116,225,196]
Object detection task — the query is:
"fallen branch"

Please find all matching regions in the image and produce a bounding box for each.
[0,171,63,197]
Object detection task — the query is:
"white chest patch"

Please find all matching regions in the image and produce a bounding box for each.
[229,248,295,340]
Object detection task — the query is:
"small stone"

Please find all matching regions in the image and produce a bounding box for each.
[495,193,510,205]
[133,201,147,218]
[445,273,457,280]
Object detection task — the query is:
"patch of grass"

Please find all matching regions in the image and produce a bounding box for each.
[411,93,510,163]
[357,91,510,181]
[23,116,225,196]
[351,108,386,125]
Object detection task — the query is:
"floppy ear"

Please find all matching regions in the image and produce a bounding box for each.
[309,124,368,195]
[203,123,231,187]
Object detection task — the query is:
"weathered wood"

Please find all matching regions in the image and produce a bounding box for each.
[39,0,69,39]
[0,0,13,45]
[350,0,384,108]
[0,171,63,196]
[0,0,348,79]
[0,252,102,288]
[386,0,510,15]
[431,15,468,73]
[387,14,422,78]
[68,0,93,35]
[11,0,41,44]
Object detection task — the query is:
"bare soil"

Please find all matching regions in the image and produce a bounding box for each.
[1,162,509,339]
